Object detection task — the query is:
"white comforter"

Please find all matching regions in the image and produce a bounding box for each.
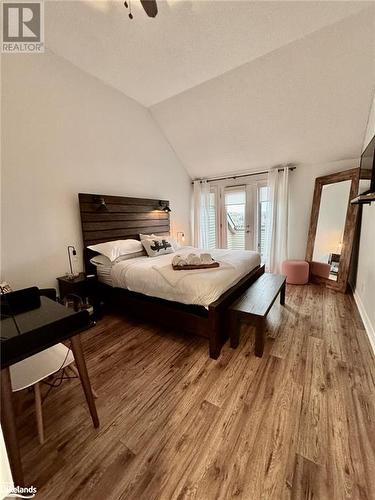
[111,247,260,307]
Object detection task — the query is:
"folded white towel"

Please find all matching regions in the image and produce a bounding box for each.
[191,255,202,265]
[154,260,234,286]
[172,254,181,265]
[173,253,214,267]
[200,253,213,265]
[186,253,201,265]
[172,255,187,266]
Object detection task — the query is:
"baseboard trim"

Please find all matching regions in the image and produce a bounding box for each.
[353,290,375,354]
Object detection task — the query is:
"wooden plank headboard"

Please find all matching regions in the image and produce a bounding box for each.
[79,193,170,272]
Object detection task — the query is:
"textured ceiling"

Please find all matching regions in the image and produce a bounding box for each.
[45,0,371,106]
[44,1,375,178]
[151,7,375,177]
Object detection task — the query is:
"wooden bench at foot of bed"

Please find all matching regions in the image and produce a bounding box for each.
[229,273,286,357]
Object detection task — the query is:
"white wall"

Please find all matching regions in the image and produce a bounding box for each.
[0,427,13,498]
[1,52,191,289]
[353,94,375,349]
[363,94,375,149]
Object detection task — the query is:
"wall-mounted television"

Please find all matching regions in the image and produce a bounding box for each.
[359,134,375,195]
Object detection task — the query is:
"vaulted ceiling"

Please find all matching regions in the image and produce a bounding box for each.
[45,1,375,178]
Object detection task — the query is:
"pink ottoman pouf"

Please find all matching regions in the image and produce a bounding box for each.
[281,260,309,285]
[310,261,330,279]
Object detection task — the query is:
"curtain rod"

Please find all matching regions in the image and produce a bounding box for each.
[192,166,296,184]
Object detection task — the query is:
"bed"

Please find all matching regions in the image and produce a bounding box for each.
[79,193,264,358]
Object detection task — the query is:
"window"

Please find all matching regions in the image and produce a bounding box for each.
[207,190,217,249]
[225,187,246,250]
[258,185,270,263]
[203,177,268,254]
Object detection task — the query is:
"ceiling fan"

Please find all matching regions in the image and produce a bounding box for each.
[124,0,158,19]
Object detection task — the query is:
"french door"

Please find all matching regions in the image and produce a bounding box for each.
[224,186,253,250]
[207,181,268,260]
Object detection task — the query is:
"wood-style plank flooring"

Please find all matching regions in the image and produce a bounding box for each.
[16,284,375,499]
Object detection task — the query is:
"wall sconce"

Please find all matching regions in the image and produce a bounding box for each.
[159,200,171,212]
[94,196,108,211]
[177,232,185,243]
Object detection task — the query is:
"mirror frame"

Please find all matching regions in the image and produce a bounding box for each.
[306,168,359,293]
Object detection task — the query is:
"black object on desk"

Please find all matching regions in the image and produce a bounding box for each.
[1,288,90,368]
[0,287,99,487]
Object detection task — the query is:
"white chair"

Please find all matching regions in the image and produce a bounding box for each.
[10,343,82,444]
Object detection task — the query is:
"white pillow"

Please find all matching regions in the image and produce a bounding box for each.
[171,238,181,251]
[140,233,180,251]
[142,237,175,257]
[90,251,145,267]
[116,250,145,261]
[88,239,143,262]
[89,254,112,267]
[139,233,158,241]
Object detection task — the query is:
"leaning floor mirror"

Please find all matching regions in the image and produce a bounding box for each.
[306,168,359,293]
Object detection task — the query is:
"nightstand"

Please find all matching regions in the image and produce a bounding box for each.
[56,273,100,318]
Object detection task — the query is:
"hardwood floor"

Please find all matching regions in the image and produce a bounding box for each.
[16,284,375,499]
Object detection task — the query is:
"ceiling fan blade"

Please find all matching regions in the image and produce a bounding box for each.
[140,0,158,17]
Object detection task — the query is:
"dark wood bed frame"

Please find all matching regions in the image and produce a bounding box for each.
[79,193,264,359]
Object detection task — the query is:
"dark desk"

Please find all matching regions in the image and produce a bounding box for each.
[0,288,99,487]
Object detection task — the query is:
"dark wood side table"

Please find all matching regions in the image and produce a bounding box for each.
[57,273,100,317]
[0,287,99,487]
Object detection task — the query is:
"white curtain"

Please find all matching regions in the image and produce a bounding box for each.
[265,168,289,273]
[193,180,210,248]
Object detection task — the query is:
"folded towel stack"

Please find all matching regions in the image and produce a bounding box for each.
[172,253,214,267]
[186,253,201,265]
[172,254,186,266]
[200,253,213,265]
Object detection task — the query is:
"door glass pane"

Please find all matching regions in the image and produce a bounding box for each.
[259,186,270,263]
[225,188,245,250]
[208,190,216,249]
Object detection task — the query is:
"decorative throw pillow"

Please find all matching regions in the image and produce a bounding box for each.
[142,238,175,257]
[140,233,181,251]
[0,281,12,294]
